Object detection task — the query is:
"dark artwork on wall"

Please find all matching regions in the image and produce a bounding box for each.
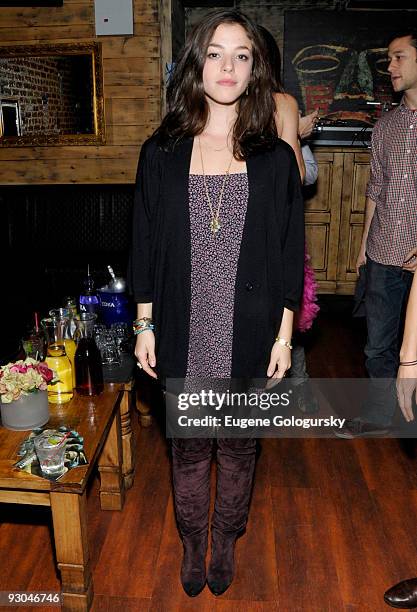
[283,10,410,125]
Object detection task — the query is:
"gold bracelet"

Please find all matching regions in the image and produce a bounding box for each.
[275,336,293,350]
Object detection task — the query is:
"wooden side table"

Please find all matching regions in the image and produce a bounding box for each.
[0,386,127,611]
[104,354,154,490]
[117,380,136,490]
[115,377,154,490]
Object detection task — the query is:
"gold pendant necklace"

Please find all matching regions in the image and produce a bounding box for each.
[198,136,234,235]
[210,217,221,233]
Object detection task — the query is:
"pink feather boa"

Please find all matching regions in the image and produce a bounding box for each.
[295,249,320,332]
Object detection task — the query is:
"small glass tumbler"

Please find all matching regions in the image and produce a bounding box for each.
[111,322,130,352]
[100,333,121,366]
[34,431,67,477]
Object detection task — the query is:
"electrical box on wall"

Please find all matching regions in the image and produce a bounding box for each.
[94,0,134,36]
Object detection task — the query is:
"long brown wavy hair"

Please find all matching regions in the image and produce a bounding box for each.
[154,9,277,160]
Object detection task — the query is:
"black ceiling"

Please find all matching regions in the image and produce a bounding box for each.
[182,0,234,6]
[347,0,417,7]
[0,1,63,6]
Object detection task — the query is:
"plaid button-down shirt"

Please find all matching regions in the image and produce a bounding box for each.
[366,99,417,266]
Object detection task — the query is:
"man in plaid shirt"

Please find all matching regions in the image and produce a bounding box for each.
[337,30,417,440]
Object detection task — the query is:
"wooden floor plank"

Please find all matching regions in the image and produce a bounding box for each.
[91,595,152,611]
[318,441,402,609]
[372,489,417,582]
[216,602,279,611]
[271,486,345,611]
[0,505,59,591]
[355,438,417,491]
[93,425,171,599]
[267,437,372,496]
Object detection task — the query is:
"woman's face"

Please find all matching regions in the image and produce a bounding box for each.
[202,22,254,106]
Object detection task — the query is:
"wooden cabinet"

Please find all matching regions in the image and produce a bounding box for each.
[305,147,370,295]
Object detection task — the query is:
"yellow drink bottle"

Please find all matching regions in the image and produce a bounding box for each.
[63,338,76,388]
[45,344,73,404]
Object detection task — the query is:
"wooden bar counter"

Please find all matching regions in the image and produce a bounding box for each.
[0,384,130,611]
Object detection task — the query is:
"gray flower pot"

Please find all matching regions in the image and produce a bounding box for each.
[0,390,50,431]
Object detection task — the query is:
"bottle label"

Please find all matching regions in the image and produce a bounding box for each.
[79,303,99,314]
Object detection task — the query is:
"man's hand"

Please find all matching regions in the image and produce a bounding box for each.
[403,247,417,272]
[356,246,367,275]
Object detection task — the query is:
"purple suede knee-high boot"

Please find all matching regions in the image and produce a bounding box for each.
[207,437,257,596]
[172,438,213,597]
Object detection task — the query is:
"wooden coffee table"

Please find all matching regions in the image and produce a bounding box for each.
[0,384,129,611]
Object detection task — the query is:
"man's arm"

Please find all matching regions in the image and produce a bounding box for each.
[356,197,376,274]
[356,120,383,275]
[301,144,318,187]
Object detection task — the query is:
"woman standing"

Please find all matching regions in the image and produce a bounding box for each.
[130,9,304,597]
[257,25,320,182]
[396,270,417,422]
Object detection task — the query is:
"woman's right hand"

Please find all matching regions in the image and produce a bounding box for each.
[397,364,417,422]
[298,109,319,140]
[135,331,157,379]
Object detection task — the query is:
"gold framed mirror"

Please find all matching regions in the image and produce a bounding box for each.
[0,42,105,146]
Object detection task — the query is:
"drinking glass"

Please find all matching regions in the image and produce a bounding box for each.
[100,333,121,366]
[111,322,131,353]
[34,431,67,477]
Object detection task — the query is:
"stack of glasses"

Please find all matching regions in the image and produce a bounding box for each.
[94,322,132,367]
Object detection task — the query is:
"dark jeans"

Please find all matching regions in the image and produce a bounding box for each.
[171,437,256,539]
[362,257,413,426]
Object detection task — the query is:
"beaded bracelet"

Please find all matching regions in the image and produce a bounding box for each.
[134,325,155,336]
[133,317,153,325]
[133,317,155,336]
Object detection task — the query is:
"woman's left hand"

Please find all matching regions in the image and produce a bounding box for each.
[267,342,291,381]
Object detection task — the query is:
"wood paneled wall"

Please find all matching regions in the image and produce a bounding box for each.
[0,0,161,184]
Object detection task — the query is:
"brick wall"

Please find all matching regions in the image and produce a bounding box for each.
[0,56,90,135]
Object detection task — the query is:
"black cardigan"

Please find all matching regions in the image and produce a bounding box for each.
[129,135,305,380]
